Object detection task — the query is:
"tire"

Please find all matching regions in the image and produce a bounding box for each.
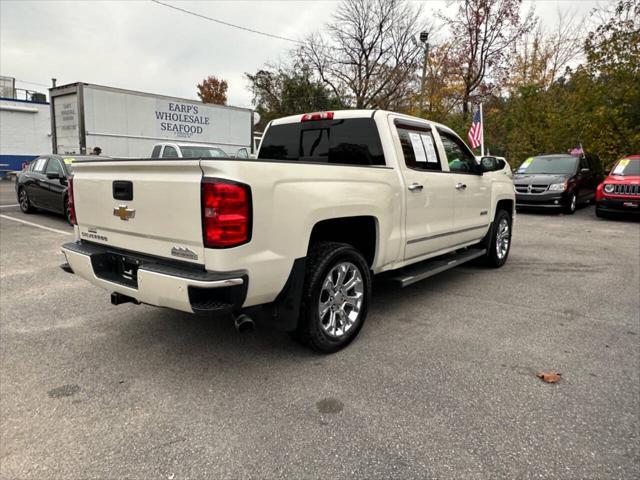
[564,191,577,214]
[482,209,512,268]
[294,241,371,353]
[18,187,35,213]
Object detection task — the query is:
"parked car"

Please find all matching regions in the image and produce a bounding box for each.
[513,153,603,214]
[15,155,106,224]
[235,147,251,159]
[61,110,515,353]
[595,155,640,217]
[151,143,227,159]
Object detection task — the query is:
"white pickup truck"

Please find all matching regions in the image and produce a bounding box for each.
[61,110,515,352]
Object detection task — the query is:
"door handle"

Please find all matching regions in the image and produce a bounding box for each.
[455,183,467,190]
[408,183,424,192]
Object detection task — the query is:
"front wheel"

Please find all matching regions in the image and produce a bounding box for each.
[18,187,35,213]
[483,210,512,268]
[564,192,577,214]
[595,205,608,219]
[294,242,371,353]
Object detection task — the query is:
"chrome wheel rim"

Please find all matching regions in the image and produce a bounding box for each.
[318,262,364,338]
[496,218,510,260]
[19,190,28,210]
[570,194,576,212]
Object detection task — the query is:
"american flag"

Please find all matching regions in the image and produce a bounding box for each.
[467,108,482,149]
[569,144,584,156]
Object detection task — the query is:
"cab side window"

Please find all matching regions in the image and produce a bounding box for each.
[45,159,63,176]
[151,146,161,158]
[438,131,478,174]
[162,146,178,158]
[396,126,442,171]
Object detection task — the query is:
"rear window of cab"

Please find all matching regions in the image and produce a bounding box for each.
[258,118,385,166]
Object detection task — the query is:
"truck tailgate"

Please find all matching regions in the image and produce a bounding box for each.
[72,160,205,264]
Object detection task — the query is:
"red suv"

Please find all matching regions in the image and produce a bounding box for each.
[595,155,640,217]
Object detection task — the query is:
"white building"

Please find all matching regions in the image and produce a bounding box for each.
[50,83,254,158]
[0,77,51,173]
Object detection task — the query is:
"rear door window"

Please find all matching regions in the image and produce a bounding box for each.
[33,157,48,173]
[396,125,441,171]
[258,118,385,166]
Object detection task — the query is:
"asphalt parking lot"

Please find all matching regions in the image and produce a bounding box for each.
[1,179,638,479]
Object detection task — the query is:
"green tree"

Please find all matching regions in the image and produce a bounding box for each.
[245,63,343,131]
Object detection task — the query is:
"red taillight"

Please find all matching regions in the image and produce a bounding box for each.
[201,179,251,248]
[67,176,77,225]
[301,111,334,122]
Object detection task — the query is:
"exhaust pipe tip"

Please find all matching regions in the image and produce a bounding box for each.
[234,314,254,333]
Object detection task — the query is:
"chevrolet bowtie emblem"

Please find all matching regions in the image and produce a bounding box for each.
[113,205,136,221]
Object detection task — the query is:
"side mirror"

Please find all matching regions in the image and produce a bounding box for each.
[46,172,62,180]
[480,156,499,173]
[605,169,611,175]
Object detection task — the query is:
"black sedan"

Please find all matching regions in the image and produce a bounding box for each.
[15,155,99,224]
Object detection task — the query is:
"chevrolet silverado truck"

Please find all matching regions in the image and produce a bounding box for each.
[61,110,515,353]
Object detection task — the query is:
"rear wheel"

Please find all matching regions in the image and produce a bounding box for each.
[294,242,371,353]
[18,187,35,213]
[482,209,512,268]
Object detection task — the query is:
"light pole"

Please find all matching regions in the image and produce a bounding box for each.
[418,31,429,116]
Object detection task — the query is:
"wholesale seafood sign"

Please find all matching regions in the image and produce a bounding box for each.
[155,101,212,138]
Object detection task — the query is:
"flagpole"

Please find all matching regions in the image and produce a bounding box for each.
[480,103,485,157]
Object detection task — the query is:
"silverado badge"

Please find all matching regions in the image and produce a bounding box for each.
[113,205,136,221]
[171,246,198,260]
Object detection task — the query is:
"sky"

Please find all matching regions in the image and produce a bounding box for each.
[1,0,605,108]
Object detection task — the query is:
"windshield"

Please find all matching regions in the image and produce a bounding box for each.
[517,155,578,174]
[611,158,640,176]
[180,146,227,158]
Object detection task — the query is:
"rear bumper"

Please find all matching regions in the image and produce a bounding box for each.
[596,197,640,214]
[61,241,247,315]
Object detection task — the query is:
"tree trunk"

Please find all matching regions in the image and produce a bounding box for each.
[462,93,470,118]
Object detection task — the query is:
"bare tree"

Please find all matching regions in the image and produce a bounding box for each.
[299,0,427,110]
[442,0,536,116]
[510,8,585,89]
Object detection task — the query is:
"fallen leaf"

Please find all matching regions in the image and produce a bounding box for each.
[537,371,562,383]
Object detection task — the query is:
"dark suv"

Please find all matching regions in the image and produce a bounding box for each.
[513,153,603,214]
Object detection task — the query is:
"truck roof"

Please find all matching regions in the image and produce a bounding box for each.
[269,109,457,135]
[154,142,226,148]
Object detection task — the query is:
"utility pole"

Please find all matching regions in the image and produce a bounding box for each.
[418,31,429,116]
